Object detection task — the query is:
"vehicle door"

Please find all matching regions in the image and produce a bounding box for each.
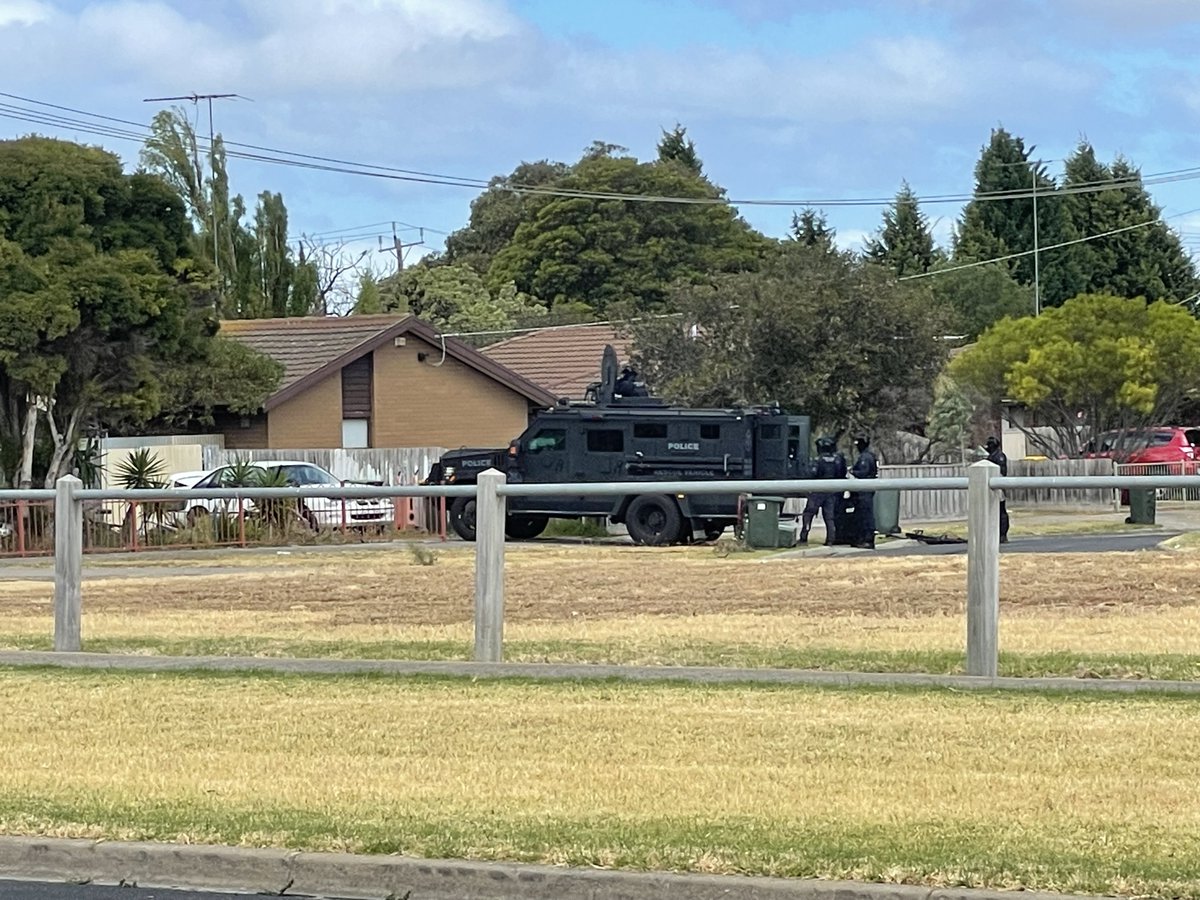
[191,467,234,517]
[278,464,340,525]
[578,427,628,514]
[512,427,572,514]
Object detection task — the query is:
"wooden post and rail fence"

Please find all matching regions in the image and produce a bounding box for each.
[18,464,1199,677]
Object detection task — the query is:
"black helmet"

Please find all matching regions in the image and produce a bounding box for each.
[985,436,1000,452]
[815,435,835,453]
[854,434,870,451]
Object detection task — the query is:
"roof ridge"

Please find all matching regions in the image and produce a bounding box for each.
[219,314,411,331]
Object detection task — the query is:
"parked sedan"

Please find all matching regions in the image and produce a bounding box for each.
[179,460,392,529]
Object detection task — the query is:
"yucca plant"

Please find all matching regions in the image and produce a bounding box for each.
[253,466,300,534]
[114,449,168,543]
[224,458,263,488]
[72,438,103,489]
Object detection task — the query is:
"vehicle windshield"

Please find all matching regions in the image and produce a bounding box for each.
[1095,430,1173,452]
[274,464,339,486]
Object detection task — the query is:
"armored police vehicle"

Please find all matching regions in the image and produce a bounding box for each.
[425,347,811,545]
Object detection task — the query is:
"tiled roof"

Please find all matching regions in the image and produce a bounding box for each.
[481,323,634,398]
[220,315,406,391]
[220,314,557,410]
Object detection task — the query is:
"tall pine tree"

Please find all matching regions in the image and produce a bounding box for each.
[1060,141,1197,303]
[789,207,837,254]
[954,127,1081,309]
[865,182,936,277]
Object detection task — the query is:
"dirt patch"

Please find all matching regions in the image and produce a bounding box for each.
[0,548,1195,628]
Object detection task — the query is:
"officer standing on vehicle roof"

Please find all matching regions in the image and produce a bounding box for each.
[985,436,1010,543]
[799,436,846,545]
[850,434,878,549]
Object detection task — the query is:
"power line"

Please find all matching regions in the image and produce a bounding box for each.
[4,91,1200,211]
[898,206,1200,281]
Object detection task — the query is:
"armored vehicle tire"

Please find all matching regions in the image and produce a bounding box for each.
[626,494,683,546]
[448,496,477,541]
[505,514,549,540]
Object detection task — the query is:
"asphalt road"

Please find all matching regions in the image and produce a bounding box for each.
[0,882,285,899]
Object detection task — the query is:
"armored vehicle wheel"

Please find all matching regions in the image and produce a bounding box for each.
[448,496,477,541]
[505,514,548,540]
[625,494,682,546]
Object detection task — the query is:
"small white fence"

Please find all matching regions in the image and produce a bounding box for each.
[24,464,1200,683]
[785,458,1118,521]
[1116,462,1200,501]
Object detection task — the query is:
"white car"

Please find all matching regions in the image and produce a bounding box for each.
[180,460,392,530]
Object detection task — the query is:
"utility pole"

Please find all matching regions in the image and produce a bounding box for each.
[143,92,239,278]
[382,222,424,273]
[1032,169,1041,316]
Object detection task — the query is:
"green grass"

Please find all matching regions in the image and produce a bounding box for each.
[2,796,1198,896]
[542,517,611,539]
[5,633,1199,680]
[3,670,1200,897]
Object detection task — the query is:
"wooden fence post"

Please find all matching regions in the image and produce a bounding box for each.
[966,460,1000,677]
[53,475,83,652]
[473,469,506,663]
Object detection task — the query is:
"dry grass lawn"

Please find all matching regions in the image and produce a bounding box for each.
[2,669,1199,896]
[1,545,1198,674]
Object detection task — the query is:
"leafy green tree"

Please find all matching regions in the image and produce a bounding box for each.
[290,256,321,317]
[140,108,210,244]
[657,124,703,175]
[441,160,570,274]
[353,270,384,315]
[154,336,283,431]
[789,208,837,253]
[1060,142,1197,303]
[865,182,936,277]
[630,242,951,439]
[0,137,279,486]
[950,293,1200,457]
[460,141,767,316]
[141,108,307,319]
[369,263,546,339]
[924,375,975,462]
[251,191,294,317]
[927,263,1033,339]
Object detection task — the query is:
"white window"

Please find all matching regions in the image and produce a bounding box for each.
[342,419,369,449]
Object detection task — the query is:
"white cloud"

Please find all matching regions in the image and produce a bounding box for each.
[0,0,51,26]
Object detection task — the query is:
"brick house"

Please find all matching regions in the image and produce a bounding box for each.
[216,315,556,450]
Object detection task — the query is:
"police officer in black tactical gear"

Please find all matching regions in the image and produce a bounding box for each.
[850,434,878,549]
[799,435,847,545]
[985,435,1010,543]
[614,367,648,398]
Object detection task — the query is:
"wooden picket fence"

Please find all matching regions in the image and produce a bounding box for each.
[880,457,1117,521]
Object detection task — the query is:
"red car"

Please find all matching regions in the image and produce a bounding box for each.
[1086,427,1200,465]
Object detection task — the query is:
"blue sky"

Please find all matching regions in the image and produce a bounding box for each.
[3,0,1200,272]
